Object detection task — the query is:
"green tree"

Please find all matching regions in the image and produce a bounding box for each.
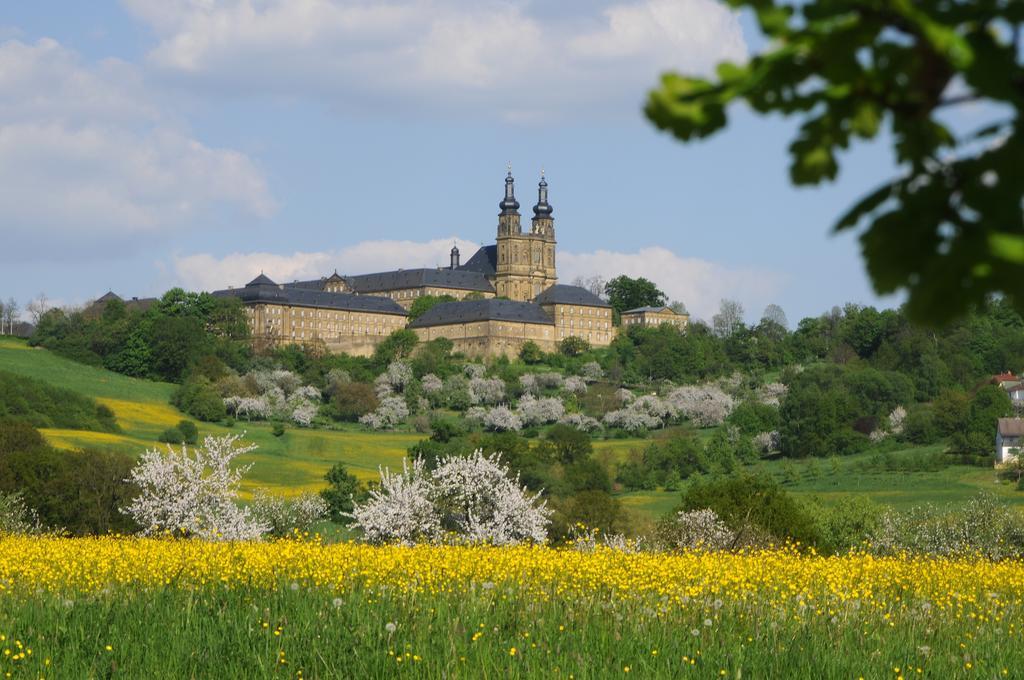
[518,341,544,365]
[331,382,379,422]
[372,329,418,366]
[540,424,593,465]
[320,463,362,522]
[407,295,456,322]
[559,336,590,357]
[603,276,667,315]
[646,0,1024,323]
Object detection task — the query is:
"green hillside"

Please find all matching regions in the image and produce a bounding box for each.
[2,336,1019,513]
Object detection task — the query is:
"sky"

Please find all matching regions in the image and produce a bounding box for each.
[0,0,905,324]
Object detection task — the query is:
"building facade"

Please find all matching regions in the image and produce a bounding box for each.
[621,305,689,331]
[206,171,618,358]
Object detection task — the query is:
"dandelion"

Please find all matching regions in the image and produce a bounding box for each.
[385,623,397,634]
[332,598,343,608]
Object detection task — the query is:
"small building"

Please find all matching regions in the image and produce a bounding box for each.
[534,284,614,346]
[407,298,556,358]
[996,418,1024,464]
[621,305,689,330]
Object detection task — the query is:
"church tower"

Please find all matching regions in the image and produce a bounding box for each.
[495,169,557,301]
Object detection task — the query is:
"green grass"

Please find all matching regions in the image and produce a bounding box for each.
[0,337,418,497]
[3,336,1020,515]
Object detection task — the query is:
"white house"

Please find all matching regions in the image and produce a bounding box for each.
[996,418,1024,464]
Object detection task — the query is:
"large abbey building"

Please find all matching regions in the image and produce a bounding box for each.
[211,171,615,358]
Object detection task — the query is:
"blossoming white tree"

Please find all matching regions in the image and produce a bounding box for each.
[359,395,410,429]
[516,394,565,426]
[666,385,735,427]
[469,377,506,405]
[348,451,550,545]
[123,433,269,541]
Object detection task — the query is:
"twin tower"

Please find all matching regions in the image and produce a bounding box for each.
[494,169,558,301]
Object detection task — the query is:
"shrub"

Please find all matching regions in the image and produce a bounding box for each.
[172,377,227,422]
[123,433,268,541]
[0,370,120,432]
[158,427,185,444]
[331,382,379,421]
[272,423,286,437]
[678,474,820,546]
[519,341,544,364]
[320,463,363,522]
[249,489,329,537]
[177,420,199,445]
[559,336,590,357]
[348,452,550,545]
[0,491,44,535]
[656,509,736,551]
[359,396,410,430]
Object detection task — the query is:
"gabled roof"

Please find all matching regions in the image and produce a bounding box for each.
[96,291,122,303]
[408,299,554,328]
[534,284,610,308]
[998,418,1024,437]
[247,273,277,287]
[344,268,494,294]
[213,283,407,316]
[623,305,681,315]
[459,245,497,277]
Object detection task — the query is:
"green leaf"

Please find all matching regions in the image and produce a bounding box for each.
[990,233,1024,264]
[833,181,897,232]
[850,101,881,138]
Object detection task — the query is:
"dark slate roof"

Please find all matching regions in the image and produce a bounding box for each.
[998,418,1024,436]
[408,299,554,328]
[534,284,610,308]
[344,268,494,294]
[96,291,122,303]
[213,284,407,316]
[459,245,497,277]
[247,273,277,287]
[623,306,680,314]
[284,278,328,291]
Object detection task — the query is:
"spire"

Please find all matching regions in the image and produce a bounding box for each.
[532,170,552,219]
[499,164,520,215]
[450,242,461,269]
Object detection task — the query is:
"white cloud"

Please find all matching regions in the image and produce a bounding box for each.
[121,0,747,120]
[172,237,481,291]
[0,38,273,246]
[172,239,784,321]
[559,246,786,322]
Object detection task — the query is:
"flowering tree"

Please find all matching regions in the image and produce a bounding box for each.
[663,509,736,551]
[563,376,588,394]
[464,363,486,379]
[348,451,550,545]
[666,385,735,427]
[224,370,322,426]
[753,431,780,454]
[481,406,523,432]
[517,394,565,426]
[249,489,329,537]
[123,434,269,541]
[519,373,539,395]
[359,396,410,430]
[557,413,602,432]
[756,382,788,407]
[579,361,604,382]
[421,373,443,394]
[469,377,506,405]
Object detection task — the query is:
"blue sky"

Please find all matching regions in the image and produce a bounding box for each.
[0,0,902,323]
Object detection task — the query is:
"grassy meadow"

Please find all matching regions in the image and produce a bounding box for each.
[2,535,1023,678]
[1,335,1019,512]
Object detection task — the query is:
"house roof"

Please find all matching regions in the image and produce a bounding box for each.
[993,372,1019,384]
[458,245,497,277]
[247,273,277,287]
[213,283,407,316]
[998,418,1024,436]
[408,299,554,328]
[534,284,610,308]
[344,267,494,294]
[96,291,122,303]
[623,305,680,315]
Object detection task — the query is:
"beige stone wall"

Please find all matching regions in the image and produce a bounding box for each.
[621,310,689,330]
[541,303,616,347]
[244,303,406,355]
[412,319,558,358]
[495,231,557,301]
[373,286,495,310]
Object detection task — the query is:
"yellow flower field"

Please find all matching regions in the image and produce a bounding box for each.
[2,538,1023,677]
